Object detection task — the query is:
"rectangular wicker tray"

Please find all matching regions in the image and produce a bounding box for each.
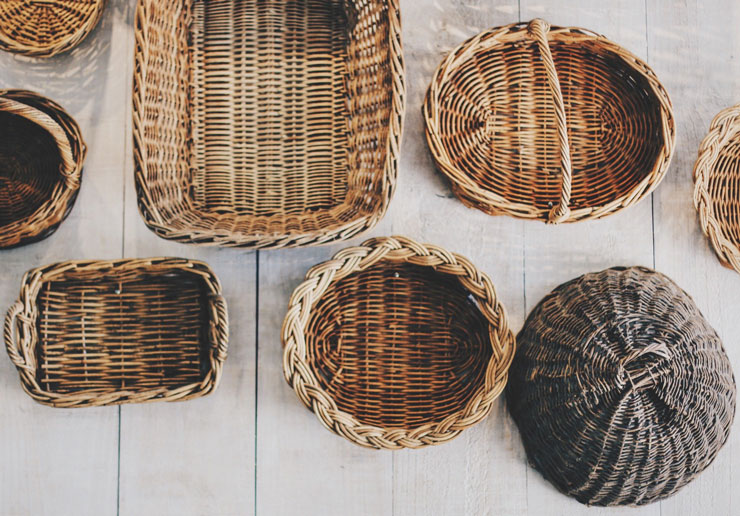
[3,258,228,407]
[133,0,404,248]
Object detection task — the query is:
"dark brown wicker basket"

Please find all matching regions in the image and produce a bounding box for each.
[0,90,85,249]
[4,258,228,408]
[507,267,736,506]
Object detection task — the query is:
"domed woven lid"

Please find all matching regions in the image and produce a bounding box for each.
[507,266,736,506]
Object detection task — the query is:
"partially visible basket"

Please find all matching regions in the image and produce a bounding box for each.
[133,0,405,248]
[0,0,105,58]
[4,258,228,408]
[694,104,740,273]
[508,267,736,506]
[424,19,675,223]
[282,236,515,449]
[0,90,85,249]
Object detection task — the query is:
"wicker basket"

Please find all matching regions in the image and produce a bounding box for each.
[133,0,405,248]
[282,236,515,449]
[4,258,228,408]
[423,19,675,223]
[694,105,740,273]
[0,90,85,249]
[507,267,736,506]
[0,1,105,58]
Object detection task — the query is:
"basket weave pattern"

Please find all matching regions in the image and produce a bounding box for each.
[507,267,736,506]
[4,258,228,408]
[282,236,515,449]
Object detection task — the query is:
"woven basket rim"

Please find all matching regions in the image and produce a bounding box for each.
[281,235,516,449]
[423,19,676,223]
[132,0,406,249]
[0,0,105,58]
[3,257,229,408]
[693,104,740,273]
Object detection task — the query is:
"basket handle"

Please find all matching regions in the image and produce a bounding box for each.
[528,19,572,223]
[0,96,79,190]
[4,302,29,370]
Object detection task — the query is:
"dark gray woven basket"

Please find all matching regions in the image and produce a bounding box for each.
[507,266,736,507]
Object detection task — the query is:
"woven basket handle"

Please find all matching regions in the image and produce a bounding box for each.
[0,97,78,190]
[209,295,229,363]
[3,302,29,370]
[528,19,572,223]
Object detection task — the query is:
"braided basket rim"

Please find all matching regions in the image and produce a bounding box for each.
[281,236,516,449]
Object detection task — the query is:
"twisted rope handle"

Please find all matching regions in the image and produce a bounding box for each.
[209,295,229,363]
[4,302,29,371]
[528,19,572,223]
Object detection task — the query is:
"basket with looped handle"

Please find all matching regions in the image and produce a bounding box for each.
[4,258,229,408]
[133,0,405,248]
[0,90,85,249]
[694,104,740,274]
[0,0,105,58]
[507,266,736,506]
[424,19,675,223]
[282,236,515,449]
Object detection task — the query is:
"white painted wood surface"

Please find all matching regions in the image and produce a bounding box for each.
[0,1,738,514]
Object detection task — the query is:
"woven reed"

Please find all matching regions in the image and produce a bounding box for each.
[133,0,405,248]
[694,104,740,274]
[4,258,228,408]
[282,236,515,449]
[507,267,736,506]
[424,19,675,223]
[0,0,105,58]
[0,89,85,249]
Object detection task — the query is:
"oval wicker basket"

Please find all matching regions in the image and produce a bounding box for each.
[0,90,85,249]
[694,104,740,273]
[0,0,105,58]
[4,258,228,408]
[282,236,515,449]
[424,19,675,223]
[133,0,405,248]
[507,266,736,506]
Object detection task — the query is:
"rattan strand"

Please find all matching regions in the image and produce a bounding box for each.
[0,89,85,249]
[133,0,405,248]
[507,267,736,506]
[282,236,515,449]
[0,0,105,58]
[424,19,675,223]
[4,258,228,408]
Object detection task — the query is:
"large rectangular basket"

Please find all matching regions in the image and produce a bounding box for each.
[133,0,405,248]
[3,258,228,408]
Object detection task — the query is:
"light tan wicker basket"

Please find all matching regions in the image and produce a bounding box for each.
[133,0,405,248]
[4,258,228,408]
[0,0,105,58]
[282,236,515,449]
[424,19,675,223]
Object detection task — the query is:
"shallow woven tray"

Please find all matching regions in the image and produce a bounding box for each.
[0,89,85,249]
[4,258,228,408]
[0,0,105,58]
[282,236,515,449]
[424,19,675,223]
[133,0,404,248]
[508,266,736,506]
[694,104,740,273]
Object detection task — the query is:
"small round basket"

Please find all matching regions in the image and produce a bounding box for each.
[694,104,740,274]
[424,19,675,223]
[507,266,736,506]
[0,0,105,58]
[282,236,515,449]
[0,90,86,249]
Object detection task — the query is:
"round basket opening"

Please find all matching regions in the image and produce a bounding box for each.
[0,111,63,228]
[304,261,492,428]
[706,136,740,250]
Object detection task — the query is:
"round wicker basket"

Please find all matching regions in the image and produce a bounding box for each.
[0,0,105,58]
[694,104,740,274]
[424,19,675,223]
[0,90,86,249]
[282,236,515,449]
[507,267,736,506]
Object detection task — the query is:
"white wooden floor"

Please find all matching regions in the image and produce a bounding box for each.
[1,1,739,514]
